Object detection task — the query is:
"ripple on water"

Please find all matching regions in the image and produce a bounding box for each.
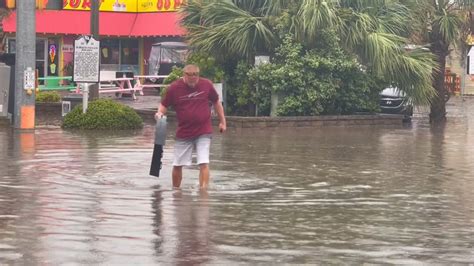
[2,124,474,264]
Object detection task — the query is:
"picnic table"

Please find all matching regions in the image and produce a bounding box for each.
[99,77,137,99]
[71,72,169,100]
[133,75,169,93]
[72,70,139,99]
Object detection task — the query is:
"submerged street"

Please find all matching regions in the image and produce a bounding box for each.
[0,98,473,264]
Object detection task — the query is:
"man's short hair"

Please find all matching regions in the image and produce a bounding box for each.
[183,64,200,73]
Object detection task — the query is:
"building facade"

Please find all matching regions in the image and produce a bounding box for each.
[1,0,185,81]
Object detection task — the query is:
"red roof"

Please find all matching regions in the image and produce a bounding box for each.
[2,10,185,37]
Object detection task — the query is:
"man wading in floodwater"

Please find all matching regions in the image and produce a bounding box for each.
[155,64,226,190]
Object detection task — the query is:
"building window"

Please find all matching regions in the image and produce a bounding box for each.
[100,39,119,65]
[121,39,139,65]
[7,39,16,53]
[100,39,139,73]
[7,38,49,79]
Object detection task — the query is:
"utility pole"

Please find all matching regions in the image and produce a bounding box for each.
[89,0,100,100]
[14,0,36,129]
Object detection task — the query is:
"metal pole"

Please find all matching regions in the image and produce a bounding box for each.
[14,0,36,129]
[461,63,466,98]
[83,83,89,113]
[91,0,99,39]
[89,0,100,101]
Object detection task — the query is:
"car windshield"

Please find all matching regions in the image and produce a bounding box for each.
[381,87,406,97]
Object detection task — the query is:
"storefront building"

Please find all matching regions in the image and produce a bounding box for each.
[1,0,185,80]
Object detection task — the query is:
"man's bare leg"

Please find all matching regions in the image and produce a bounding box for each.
[172,166,183,188]
[199,163,210,189]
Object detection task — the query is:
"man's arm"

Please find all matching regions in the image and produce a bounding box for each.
[214,100,226,133]
[155,103,168,120]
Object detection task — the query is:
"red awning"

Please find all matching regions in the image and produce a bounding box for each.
[2,10,185,37]
[130,12,186,37]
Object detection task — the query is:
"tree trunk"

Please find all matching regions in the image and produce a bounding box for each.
[430,46,449,124]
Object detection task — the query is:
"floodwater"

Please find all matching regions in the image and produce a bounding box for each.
[1,100,474,264]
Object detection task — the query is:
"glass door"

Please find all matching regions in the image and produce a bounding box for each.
[6,38,47,83]
[35,39,47,79]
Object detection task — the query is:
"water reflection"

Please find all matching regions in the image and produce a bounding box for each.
[173,190,210,265]
[152,187,211,265]
[1,101,474,263]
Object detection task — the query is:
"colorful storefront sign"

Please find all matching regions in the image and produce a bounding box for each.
[4,0,50,9]
[62,0,185,12]
[63,0,138,12]
[138,0,185,12]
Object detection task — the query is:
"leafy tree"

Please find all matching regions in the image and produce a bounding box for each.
[181,0,288,62]
[401,0,474,122]
[296,0,436,107]
[181,0,437,117]
[249,35,383,116]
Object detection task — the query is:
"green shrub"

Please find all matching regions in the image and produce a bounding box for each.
[36,91,61,103]
[248,34,382,116]
[187,52,225,82]
[163,66,183,85]
[62,99,143,130]
[160,66,183,98]
[224,61,255,116]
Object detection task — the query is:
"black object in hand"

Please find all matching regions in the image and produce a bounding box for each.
[149,145,163,177]
[149,117,167,177]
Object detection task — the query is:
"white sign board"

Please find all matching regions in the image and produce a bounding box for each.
[468,46,474,74]
[255,55,270,66]
[24,67,35,90]
[62,101,71,116]
[73,36,100,83]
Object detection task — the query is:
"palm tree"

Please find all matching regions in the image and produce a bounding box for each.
[296,0,436,107]
[401,0,473,123]
[181,0,437,114]
[180,0,288,62]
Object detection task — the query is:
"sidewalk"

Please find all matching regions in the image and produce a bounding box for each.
[413,95,471,119]
[114,94,472,118]
[113,94,161,111]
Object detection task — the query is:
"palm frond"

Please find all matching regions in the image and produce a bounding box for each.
[297,0,340,42]
[433,12,463,44]
[183,2,278,58]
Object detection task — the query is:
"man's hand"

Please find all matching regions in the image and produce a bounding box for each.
[219,122,227,133]
[155,112,163,120]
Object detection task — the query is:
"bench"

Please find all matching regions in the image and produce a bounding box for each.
[37,76,77,92]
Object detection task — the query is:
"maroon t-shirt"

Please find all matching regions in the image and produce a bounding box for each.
[161,78,219,139]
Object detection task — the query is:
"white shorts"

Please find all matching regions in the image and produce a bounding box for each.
[173,135,211,166]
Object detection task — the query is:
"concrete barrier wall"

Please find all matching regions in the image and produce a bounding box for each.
[35,103,63,126]
[136,109,405,128]
[36,103,405,128]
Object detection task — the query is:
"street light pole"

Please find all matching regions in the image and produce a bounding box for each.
[89,0,100,100]
[14,0,36,129]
